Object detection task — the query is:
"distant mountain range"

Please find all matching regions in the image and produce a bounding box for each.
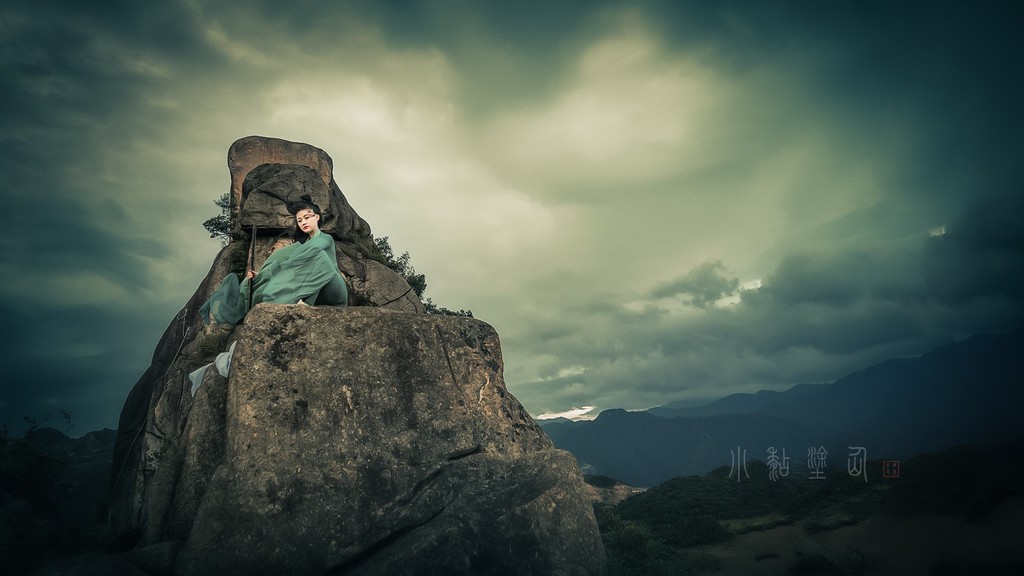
[647,382,827,419]
[543,329,1024,486]
[0,427,115,572]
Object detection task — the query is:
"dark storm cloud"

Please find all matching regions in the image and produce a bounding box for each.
[0,0,219,432]
[731,189,1024,355]
[185,0,621,121]
[692,189,1023,363]
[636,0,1023,206]
[1,0,213,118]
[535,188,1024,408]
[924,191,1024,308]
[649,261,739,308]
[2,0,1022,428]
[756,250,915,309]
[0,295,168,434]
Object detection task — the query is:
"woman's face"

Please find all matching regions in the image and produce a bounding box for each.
[295,208,320,234]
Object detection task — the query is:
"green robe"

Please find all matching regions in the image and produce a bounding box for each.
[200,231,348,325]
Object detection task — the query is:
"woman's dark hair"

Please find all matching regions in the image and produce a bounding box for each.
[286,194,322,243]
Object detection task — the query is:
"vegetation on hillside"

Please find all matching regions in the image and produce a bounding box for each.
[594,443,1024,575]
[886,442,1024,519]
[594,460,877,574]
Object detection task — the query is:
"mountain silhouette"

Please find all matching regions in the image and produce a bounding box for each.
[547,329,1024,486]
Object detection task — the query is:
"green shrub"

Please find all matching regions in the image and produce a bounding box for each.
[365,236,471,315]
[202,193,233,245]
[424,298,473,317]
[194,332,229,359]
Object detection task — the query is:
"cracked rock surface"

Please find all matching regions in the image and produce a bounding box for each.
[117,305,604,576]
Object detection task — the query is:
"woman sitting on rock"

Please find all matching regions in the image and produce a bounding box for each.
[200,195,348,325]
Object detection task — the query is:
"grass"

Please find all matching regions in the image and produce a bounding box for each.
[594,443,1024,575]
[610,460,877,548]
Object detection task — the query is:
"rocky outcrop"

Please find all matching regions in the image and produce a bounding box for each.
[227,135,369,240]
[110,136,424,557]
[239,162,371,243]
[108,137,604,575]
[173,306,602,575]
[226,135,419,311]
[111,306,604,575]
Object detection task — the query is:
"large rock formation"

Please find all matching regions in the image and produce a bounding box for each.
[227,135,369,240]
[225,135,420,312]
[107,137,604,575]
[110,137,424,557]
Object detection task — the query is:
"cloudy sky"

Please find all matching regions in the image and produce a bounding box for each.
[1,0,1021,434]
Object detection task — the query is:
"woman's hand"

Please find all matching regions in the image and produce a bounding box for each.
[246,269,256,280]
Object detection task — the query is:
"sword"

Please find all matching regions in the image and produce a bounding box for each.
[248,225,257,311]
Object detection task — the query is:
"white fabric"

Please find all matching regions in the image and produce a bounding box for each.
[188,340,237,396]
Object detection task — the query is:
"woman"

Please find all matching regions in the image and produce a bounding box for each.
[200,195,348,325]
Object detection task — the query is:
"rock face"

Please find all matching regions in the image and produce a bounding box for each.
[239,162,370,243]
[110,136,424,559]
[111,306,604,576]
[108,137,604,575]
[228,135,369,240]
[171,306,602,575]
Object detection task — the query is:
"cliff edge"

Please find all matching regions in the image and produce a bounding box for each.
[106,137,604,575]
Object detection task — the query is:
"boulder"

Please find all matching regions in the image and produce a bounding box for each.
[108,137,601,574]
[225,135,422,312]
[239,163,331,231]
[112,306,604,575]
[171,306,603,575]
[111,136,424,548]
[228,135,369,239]
[109,243,419,550]
[337,243,424,312]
